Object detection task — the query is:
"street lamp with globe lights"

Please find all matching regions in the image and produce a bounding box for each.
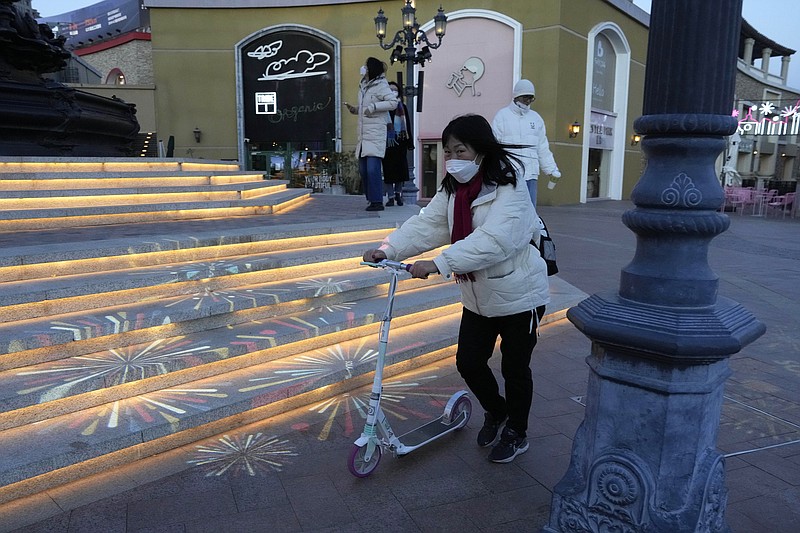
[374,1,447,203]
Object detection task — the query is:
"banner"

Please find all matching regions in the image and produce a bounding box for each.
[38,0,147,48]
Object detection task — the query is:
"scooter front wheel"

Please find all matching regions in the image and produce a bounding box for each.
[450,395,472,428]
[348,443,382,477]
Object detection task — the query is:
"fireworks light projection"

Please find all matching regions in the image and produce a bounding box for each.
[188,432,298,477]
[168,260,252,281]
[16,338,226,403]
[306,366,463,440]
[163,286,290,312]
[239,338,377,393]
[36,387,229,437]
[50,311,156,341]
[162,277,351,313]
[295,277,351,297]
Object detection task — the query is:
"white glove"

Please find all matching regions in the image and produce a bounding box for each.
[551,170,561,179]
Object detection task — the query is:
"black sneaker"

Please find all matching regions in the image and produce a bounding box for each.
[477,412,506,447]
[385,197,395,207]
[365,202,385,211]
[488,426,529,463]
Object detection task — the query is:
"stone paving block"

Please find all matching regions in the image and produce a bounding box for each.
[740,450,800,485]
[60,498,128,532]
[725,464,794,503]
[727,487,800,533]
[389,472,489,512]
[457,484,551,530]
[228,473,290,513]
[515,449,572,493]
[183,506,302,533]
[406,501,480,532]
[282,473,355,530]
[126,486,238,531]
[0,492,63,533]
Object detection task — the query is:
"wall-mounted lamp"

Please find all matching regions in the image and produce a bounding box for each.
[631,134,641,146]
[569,121,581,138]
[193,127,202,143]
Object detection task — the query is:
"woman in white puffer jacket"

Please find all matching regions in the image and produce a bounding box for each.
[362,114,549,464]
[345,57,398,211]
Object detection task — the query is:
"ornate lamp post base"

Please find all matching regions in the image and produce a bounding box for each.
[545,348,732,532]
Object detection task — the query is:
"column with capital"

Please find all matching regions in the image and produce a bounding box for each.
[544,1,765,531]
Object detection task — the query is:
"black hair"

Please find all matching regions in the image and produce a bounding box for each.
[440,114,526,195]
[365,57,385,81]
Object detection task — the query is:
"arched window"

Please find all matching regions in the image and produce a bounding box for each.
[106,68,126,85]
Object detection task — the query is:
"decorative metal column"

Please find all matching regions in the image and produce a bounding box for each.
[545,1,765,531]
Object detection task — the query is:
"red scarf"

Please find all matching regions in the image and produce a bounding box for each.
[451,171,483,282]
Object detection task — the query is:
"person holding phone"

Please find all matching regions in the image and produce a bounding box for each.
[344,57,398,211]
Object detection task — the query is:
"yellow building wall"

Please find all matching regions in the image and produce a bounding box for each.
[147,0,649,200]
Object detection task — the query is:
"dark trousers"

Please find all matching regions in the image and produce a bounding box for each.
[455,305,545,437]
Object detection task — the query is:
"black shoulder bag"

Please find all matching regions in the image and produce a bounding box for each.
[533,217,558,276]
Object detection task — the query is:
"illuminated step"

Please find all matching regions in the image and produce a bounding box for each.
[0,282,462,424]
[0,172,268,190]
[0,189,312,230]
[0,158,240,174]
[0,183,285,207]
[0,221,394,283]
[0,240,396,323]
[0,311,464,489]
[0,260,447,362]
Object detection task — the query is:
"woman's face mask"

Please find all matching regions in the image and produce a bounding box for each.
[360,66,367,77]
[446,158,481,183]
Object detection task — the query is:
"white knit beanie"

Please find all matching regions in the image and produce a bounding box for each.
[512,79,536,98]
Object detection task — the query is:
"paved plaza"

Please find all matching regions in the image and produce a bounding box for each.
[0,198,798,532]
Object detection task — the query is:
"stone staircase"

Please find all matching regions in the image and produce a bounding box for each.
[0,158,586,505]
[0,157,309,230]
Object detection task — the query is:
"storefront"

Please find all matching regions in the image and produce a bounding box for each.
[144,0,650,205]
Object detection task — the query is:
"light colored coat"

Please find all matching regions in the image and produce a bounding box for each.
[352,74,398,158]
[378,179,550,318]
[491,102,559,181]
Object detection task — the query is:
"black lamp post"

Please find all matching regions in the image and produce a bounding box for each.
[374,1,447,203]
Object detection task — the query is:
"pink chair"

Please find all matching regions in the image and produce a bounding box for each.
[729,189,754,215]
[767,192,796,218]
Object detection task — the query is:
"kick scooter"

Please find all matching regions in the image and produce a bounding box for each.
[348,259,472,478]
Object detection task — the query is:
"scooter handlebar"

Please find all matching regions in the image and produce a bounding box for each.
[360,260,413,272]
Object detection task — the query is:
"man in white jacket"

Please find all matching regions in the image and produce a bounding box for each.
[491,79,561,206]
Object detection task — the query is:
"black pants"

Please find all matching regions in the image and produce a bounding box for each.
[455,305,545,437]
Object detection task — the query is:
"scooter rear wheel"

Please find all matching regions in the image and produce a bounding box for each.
[450,395,472,428]
[348,443,382,477]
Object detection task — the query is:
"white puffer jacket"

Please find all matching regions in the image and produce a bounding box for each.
[353,74,399,158]
[378,179,549,318]
[491,102,559,181]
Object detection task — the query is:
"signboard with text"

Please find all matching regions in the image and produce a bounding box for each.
[589,111,616,150]
[240,31,335,144]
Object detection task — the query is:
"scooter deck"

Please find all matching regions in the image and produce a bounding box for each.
[396,411,468,448]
